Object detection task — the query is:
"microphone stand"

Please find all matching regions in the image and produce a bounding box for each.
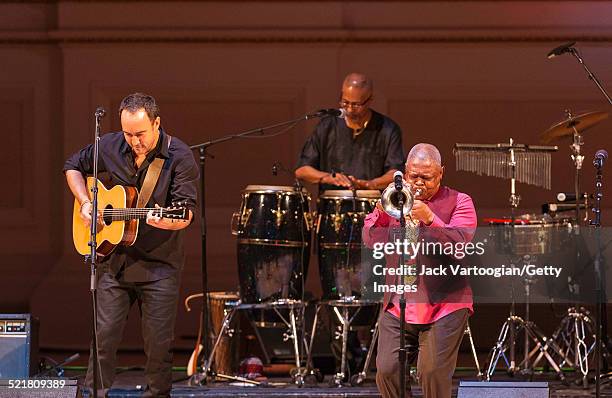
[397,190,407,398]
[88,107,105,398]
[567,47,612,105]
[189,111,329,383]
[591,154,606,397]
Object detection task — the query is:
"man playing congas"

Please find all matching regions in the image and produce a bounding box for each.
[295,72,405,191]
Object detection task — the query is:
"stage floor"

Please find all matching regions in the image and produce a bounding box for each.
[72,370,612,397]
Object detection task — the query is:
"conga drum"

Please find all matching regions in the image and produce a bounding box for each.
[316,190,380,301]
[208,292,240,375]
[232,185,312,303]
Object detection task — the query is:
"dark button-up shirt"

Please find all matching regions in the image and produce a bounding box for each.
[296,110,405,191]
[64,127,199,282]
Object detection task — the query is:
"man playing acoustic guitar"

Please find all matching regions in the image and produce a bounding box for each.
[64,93,198,397]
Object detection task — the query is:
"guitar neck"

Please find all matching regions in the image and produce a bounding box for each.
[101,208,164,221]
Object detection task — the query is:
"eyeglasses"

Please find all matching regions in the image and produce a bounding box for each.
[339,96,372,109]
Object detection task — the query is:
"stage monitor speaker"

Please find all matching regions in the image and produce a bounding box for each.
[0,380,78,398]
[458,381,549,398]
[0,314,39,379]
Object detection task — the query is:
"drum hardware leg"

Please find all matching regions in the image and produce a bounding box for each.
[268,303,307,385]
[329,305,351,387]
[538,307,600,387]
[350,319,379,386]
[195,307,237,384]
[532,312,575,369]
[330,305,365,387]
[574,312,593,388]
[516,320,569,383]
[294,303,323,385]
[288,306,304,386]
[485,316,512,380]
[243,310,272,365]
[522,272,533,376]
[465,321,483,379]
[524,321,568,384]
[486,315,568,384]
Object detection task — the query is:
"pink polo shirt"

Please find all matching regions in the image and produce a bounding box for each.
[363,186,477,324]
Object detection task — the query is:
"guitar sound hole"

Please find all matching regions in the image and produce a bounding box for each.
[103,204,113,225]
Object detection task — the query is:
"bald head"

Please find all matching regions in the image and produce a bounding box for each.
[342,73,373,93]
[406,143,442,167]
[405,143,443,200]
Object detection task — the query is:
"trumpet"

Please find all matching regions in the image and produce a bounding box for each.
[380,173,420,220]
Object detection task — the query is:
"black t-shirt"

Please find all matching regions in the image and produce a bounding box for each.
[63,127,199,282]
[296,110,405,191]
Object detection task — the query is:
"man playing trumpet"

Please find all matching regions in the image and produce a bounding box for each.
[363,143,477,398]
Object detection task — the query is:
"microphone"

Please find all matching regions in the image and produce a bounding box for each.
[306,108,346,119]
[393,170,404,191]
[556,192,589,202]
[594,149,608,168]
[547,42,576,59]
[95,107,106,118]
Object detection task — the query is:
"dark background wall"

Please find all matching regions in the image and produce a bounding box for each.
[1,1,611,363]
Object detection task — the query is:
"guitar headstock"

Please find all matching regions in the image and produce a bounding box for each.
[158,202,189,220]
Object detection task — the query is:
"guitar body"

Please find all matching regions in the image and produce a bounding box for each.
[72,177,139,256]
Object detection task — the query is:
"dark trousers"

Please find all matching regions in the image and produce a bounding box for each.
[85,272,180,398]
[376,309,469,398]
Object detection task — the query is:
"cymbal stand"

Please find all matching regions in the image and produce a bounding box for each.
[508,140,520,373]
[565,109,586,225]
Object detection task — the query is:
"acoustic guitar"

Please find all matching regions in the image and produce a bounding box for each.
[72,177,188,256]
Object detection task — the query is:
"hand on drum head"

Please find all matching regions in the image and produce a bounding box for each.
[348,175,371,189]
[321,172,353,188]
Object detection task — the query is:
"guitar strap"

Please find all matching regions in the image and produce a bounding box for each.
[136,135,172,208]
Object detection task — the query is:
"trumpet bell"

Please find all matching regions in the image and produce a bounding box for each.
[381,184,414,220]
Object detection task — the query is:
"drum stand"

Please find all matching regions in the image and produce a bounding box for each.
[265,300,309,386]
[486,265,568,383]
[328,300,378,387]
[486,314,568,383]
[305,299,378,387]
[194,299,310,386]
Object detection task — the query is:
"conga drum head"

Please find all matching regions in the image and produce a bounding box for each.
[320,190,381,199]
[244,185,309,195]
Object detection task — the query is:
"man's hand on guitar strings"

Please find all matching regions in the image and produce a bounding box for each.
[80,201,104,230]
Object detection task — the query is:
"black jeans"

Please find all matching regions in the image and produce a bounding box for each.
[85,272,180,398]
[376,309,469,398]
